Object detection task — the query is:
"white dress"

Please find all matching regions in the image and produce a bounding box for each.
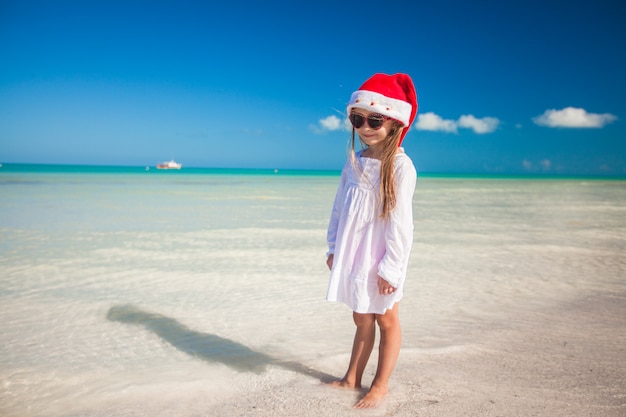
[326,149,416,314]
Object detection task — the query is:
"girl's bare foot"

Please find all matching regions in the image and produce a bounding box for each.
[353,386,388,409]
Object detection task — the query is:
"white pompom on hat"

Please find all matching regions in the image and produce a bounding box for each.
[347,73,418,145]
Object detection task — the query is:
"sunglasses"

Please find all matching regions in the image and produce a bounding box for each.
[349,113,390,130]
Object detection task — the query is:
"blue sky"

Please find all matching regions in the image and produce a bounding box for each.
[1,0,624,175]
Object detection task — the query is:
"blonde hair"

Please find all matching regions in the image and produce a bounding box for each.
[349,122,404,219]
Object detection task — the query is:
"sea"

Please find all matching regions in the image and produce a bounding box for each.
[1,163,625,416]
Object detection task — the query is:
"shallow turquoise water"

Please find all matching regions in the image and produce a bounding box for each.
[1,165,625,416]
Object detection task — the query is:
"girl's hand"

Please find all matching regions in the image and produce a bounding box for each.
[326,254,334,271]
[377,276,397,295]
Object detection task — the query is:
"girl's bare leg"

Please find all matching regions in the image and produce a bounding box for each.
[354,303,401,408]
[328,312,376,389]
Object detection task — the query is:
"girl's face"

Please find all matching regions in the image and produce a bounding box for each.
[350,110,396,150]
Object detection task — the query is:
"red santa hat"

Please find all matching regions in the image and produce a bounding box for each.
[347,73,418,145]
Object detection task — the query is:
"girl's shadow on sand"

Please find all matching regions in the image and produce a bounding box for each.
[107,304,334,381]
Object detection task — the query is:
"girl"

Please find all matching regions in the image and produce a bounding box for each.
[325,73,417,409]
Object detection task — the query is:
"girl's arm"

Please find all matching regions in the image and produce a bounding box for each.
[377,157,417,288]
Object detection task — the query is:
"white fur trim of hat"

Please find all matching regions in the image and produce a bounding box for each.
[347,90,413,127]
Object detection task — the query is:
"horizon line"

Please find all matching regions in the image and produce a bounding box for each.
[1,161,625,180]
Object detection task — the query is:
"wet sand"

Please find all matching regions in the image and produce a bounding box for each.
[203,291,626,417]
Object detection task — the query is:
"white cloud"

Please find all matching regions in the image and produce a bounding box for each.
[533,107,617,128]
[311,115,348,134]
[458,115,500,134]
[522,159,533,170]
[523,159,553,172]
[415,112,458,133]
[415,112,499,134]
[319,115,343,131]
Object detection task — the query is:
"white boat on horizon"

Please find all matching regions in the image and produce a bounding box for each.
[156,160,182,170]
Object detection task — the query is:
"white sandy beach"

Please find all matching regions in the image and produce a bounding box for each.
[41,290,624,417]
[205,291,626,417]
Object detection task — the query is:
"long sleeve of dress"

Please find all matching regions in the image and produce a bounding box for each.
[377,157,417,288]
[326,162,349,256]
